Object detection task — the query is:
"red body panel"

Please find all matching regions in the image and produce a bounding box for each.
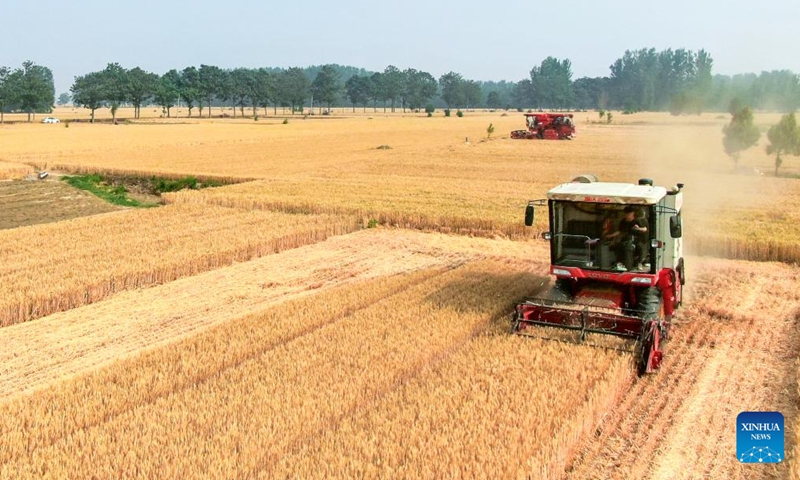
[510,113,575,140]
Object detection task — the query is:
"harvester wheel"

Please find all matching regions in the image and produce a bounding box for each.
[637,287,664,373]
[636,287,661,318]
[638,321,657,376]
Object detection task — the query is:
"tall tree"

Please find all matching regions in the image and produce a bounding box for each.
[722,106,760,169]
[277,67,309,114]
[368,72,384,112]
[310,64,341,112]
[57,92,71,106]
[71,71,106,122]
[486,91,502,109]
[229,68,253,117]
[345,75,370,112]
[439,71,465,108]
[403,68,437,111]
[463,80,482,109]
[101,62,128,123]
[381,65,404,112]
[0,66,17,123]
[180,66,201,117]
[198,64,224,118]
[766,113,800,176]
[530,57,573,109]
[127,67,158,119]
[252,68,274,116]
[15,60,55,122]
[155,70,181,118]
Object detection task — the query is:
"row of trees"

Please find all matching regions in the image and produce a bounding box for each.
[5,51,800,123]
[0,61,55,123]
[69,63,494,121]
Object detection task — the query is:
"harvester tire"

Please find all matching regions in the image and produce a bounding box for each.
[638,321,656,376]
[636,287,661,319]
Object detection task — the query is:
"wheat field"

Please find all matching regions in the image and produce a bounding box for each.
[1,109,798,477]
[4,110,799,259]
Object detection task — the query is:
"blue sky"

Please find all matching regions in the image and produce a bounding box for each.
[2,0,798,94]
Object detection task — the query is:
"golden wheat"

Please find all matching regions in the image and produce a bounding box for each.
[0,260,549,478]
[0,204,358,326]
[0,161,33,180]
[4,113,800,261]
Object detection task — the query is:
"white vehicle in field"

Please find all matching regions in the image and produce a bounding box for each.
[41,117,60,124]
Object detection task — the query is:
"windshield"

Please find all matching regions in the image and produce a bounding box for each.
[551,201,652,272]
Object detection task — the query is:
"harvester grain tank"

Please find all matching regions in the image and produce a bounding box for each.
[510,113,575,140]
[511,176,685,374]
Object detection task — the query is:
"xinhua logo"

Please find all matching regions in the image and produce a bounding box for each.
[737,411,784,463]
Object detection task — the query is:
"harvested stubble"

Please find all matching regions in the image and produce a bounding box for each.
[566,258,800,479]
[0,260,548,478]
[0,229,546,400]
[0,204,358,326]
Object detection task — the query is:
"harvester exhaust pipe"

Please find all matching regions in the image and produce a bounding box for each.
[638,178,654,186]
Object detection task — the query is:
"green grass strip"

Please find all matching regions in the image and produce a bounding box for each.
[62,174,158,208]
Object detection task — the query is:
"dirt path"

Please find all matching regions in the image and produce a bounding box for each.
[565,258,799,479]
[0,229,546,401]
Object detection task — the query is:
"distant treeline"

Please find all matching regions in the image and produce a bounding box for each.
[2,49,799,122]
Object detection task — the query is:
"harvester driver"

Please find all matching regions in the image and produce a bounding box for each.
[606,206,648,271]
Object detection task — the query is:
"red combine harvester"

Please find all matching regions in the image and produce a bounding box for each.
[511,175,685,374]
[510,113,575,140]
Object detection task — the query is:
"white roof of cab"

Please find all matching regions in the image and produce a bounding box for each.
[547,182,667,205]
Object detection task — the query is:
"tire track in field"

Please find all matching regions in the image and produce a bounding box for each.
[564,261,799,480]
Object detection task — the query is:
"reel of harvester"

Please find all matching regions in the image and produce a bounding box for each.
[511,298,664,375]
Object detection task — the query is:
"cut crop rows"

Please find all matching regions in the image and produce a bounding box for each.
[0,204,358,326]
[565,258,800,479]
[0,260,545,478]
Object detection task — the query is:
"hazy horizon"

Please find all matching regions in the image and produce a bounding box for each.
[2,0,798,95]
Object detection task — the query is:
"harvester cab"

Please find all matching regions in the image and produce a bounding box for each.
[511,113,575,140]
[512,175,685,374]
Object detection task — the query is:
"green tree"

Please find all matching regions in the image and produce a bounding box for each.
[0,66,18,123]
[198,64,224,118]
[155,70,181,118]
[463,80,482,109]
[766,113,800,176]
[310,64,341,113]
[15,60,55,122]
[57,92,71,106]
[252,68,274,116]
[403,68,437,111]
[127,67,158,119]
[345,75,370,112]
[486,91,502,109]
[368,72,385,112]
[530,57,573,109]
[71,71,105,122]
[381,65,404,112]
[439,71,465,109]
[101,63,129,123]
[722,107,760,169]
[277,67,309,114]
[229,68,254,117]
[180,66,201,117]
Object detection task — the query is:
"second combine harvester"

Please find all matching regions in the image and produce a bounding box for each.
[512,175,685,374]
